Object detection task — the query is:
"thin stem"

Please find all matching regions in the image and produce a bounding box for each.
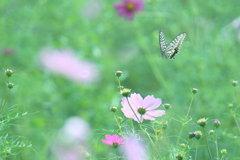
[185,94,195,121]
[139,124,160,157]
[203,128,213,160]
[126,97,141,123]
[182,139,190,159]
[230,109,240,134]
[117,77,121,93]
[195,141,198,160]
[0,90,10,115]
[234,86,240,108]
[130,119,135,134]
[155,110,167,146]
[114,113,123,139]
[0,79,8,109]
[215,130,219,160]
[177,94,195,145]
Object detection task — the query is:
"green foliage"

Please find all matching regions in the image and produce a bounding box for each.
[0,0,240,159]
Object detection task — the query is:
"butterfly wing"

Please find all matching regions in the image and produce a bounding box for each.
[159,30,168,58]
[165,32,187,59]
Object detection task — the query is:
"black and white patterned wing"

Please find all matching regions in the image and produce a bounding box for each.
[159,30,168,58]
[165,32,186,59]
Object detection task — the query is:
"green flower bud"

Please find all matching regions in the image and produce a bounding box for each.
[197,118,207,128]
[120,88,131,97]
[164,103,171,110]
[232,81,238,86]
[180,143,185,148]
[160,121,168,130]
[214,119,221,128]
[118,117,123,122]
[195,131,202,140]
[221,149,227,155]
[110,107,117,112]
[7,83,14,89]
[175,154,183,160]
[115,70,122,77]
[189,132,196,139]
[192,88,198,94]
[228,103,233,109]
[209,130,214,135]
[5,69,13,77]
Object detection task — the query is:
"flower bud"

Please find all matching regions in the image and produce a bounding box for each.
[156,129,163,135]
[118,85,124,90]
[214,119,220,128]
[228,103,233,109]
[175,154,183,160]
[232,81,238,86]
[160,121,168,130]
[118,117,123,122]
[189,132,196,139]
[110,107,117,112]
[209,130,214,135]
[5,69,13,77]
[7,83,14,89]
[164,103,171,110]
[192,88,198,94]
[180,143,185,148]
[221,149,227,155]
[195,131,202,140]
[115,70,122,77]
[120,88,131,97]
[197,118,207,128]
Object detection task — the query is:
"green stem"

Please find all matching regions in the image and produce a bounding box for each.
[195,141,198,160]
[203,128,213,160]
[0,90,10,115]
[234,86,240,108]
[230,109,240,134]
[215,130,219,160]
[185,94,195,121]
[118,77,121,93]
[0,79,8,109]
[114,113,124,139]
[182,139,190,159]
[126,97,141,123]
[130,118,135,134]
[176,94,195,146]
[155,110,167,146]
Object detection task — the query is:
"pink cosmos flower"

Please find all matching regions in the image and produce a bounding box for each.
[102,134,125,148]
[121,93,165,123]
[39,48,100,85]
[2,48,15,56]
[114,0,144,20]
[124,138,147,160]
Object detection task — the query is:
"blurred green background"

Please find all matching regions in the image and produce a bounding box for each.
[1,0,240,159]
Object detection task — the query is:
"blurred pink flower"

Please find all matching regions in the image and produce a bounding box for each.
[114,0,144,20]
[81,1,104,19]
[121,93,165,123]
[124,138,147,160]
[102,134,125,148]
[2,48,15,56]
[39,48,100,84]
[51,116,91,160]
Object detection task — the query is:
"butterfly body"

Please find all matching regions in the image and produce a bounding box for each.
[159,30,186,59]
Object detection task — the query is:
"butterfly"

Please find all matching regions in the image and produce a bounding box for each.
[159,30,187,59]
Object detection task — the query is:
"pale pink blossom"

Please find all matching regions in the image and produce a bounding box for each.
[121,93,165,123]
[39,48,100,84]
[102,134,125,148]
[114,0,144,20]
[124,138,147,160]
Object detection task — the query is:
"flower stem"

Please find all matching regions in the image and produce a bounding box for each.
[126,97,141,123]
[234,86,240,108]
[176,93,195,145]
[114,113,124,139]
[0,90,10,115]
[203,128,213,160]
[230,109,240,134]
[117,77,121,93]
[195,141,198,160]
[0,79,8,110]
[215,130,219,160]
[130,118,135,134]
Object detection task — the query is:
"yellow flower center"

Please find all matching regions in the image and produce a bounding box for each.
[126,3,135,11]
